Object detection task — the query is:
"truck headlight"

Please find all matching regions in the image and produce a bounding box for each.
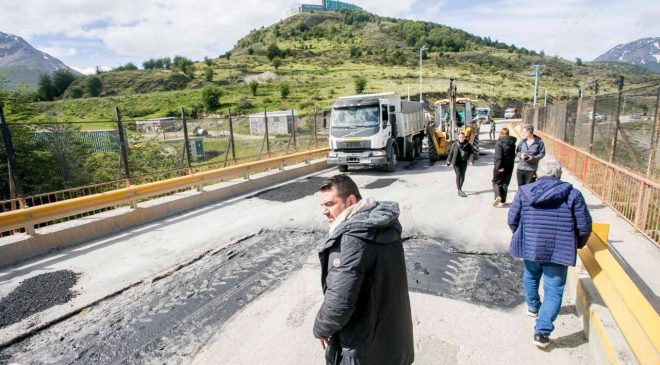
[372,150,386,157]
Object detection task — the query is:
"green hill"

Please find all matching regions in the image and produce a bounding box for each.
[3,10,659,123]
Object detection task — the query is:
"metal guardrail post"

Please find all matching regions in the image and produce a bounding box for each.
[647,87,660,177]
[609,76,625,163]
[180,107,193,175]
[589,81,599,154]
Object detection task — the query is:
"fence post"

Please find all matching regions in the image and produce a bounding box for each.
[180,107,193,175]
[228,109,236,163]
[291,109,297,151]
[589,81,599,154]
[0,106,24,202]
[646,87,660,177]
[264,109,270,157]
[609,76,625,163]
[313,108,318,148]
[114,107,131,184]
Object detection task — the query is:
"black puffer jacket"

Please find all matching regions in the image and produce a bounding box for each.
[494,135,517,170]
[313,201,414,365]
[447,141,474,165]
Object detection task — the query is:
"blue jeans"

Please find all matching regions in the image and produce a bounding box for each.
[523,260,568,336]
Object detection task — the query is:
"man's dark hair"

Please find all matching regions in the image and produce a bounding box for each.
[319,174,362,201]
[500,127,510,136]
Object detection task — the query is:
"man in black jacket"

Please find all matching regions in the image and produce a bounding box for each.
[314,175,414,365]
[492,127,518,207]
[446,132,474,197]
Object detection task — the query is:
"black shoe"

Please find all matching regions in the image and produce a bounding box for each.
[533,333,550,348]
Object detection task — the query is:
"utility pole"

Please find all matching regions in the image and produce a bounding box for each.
[532,64,542,107]
[419,45,427,104]
[407,84,410,101]
[543,88,548,107]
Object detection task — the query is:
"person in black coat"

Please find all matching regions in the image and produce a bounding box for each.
[492,127,518,207]
[314,175,414,365]
[446,132,474,197]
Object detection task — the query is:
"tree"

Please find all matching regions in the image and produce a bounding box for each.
[201,85,222,111]
[143,59,156,70]
[576,58,583,66]
[249,79,258,96]
[37,73,55,101]
[205,67,214,82]
[204,56,212,66]
[113,62,138,71]
[51,69,77,96]
[272,57,282,70]
[266,43,282,61]
[279,82,290,99]
[355,76,367,94]
[86,76,103,97]
[68,85,83,99]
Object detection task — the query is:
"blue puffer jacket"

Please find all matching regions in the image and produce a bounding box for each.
[508,177,592,266]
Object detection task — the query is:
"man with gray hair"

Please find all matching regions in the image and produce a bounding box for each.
[516,124,546,186]
[508,158,592,348]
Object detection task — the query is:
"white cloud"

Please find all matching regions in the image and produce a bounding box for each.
[71,65,111,75]
[1,0,658,68]
[39,46,78,58]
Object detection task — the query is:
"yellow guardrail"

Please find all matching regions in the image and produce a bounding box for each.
[579,224,659,364]
[0,148,329,234]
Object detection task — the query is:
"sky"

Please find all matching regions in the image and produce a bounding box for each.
[1,0,658,74]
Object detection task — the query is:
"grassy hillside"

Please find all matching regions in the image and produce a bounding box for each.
[4,10,659,123]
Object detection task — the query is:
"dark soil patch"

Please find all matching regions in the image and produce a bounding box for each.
[0,270,80,329]
[253,176,326,202]
[363,179,398,189]
[404,237,524,309]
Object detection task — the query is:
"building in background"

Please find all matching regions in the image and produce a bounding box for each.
[248,110,299,135]
[289,0,362,15]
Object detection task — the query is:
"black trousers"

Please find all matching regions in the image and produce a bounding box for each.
[454,162,468,191]
[492,166,514,202]
[516,169,537,187]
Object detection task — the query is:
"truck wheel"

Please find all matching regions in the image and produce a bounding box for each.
[386,150,397,172]
[404,141,414,161]
[414,137,422,158]
[338,165,348,172]
[429,143,439,165]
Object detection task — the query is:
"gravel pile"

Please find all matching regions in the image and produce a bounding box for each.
[254,177,326,202]
[364,179,398,189]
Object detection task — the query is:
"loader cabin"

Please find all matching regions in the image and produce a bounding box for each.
[434,98,474,128]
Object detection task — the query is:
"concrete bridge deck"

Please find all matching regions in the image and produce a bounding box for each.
[0,122,656,364]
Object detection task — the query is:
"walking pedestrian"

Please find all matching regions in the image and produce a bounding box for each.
[492,128,517,207]
[446,132,474,197]
[516,125,545,186]
[489,119,497,140]
[508,159,592,348]
[314,175,414,365]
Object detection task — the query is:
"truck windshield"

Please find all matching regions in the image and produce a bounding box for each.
[331,106,380,128]
[477,110,488,117]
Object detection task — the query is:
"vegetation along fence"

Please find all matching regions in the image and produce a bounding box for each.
[0,106,330,219]
[522,82,660,245]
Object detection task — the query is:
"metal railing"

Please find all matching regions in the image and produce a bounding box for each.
[0,147,329,236]
[537,130,659,246]
[578,223,659,364]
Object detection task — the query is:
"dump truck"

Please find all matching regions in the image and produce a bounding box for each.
[325,92,425,172]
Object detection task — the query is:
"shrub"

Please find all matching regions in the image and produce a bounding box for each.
[249,79,258,96]
[201,85,223,111]
[279,82,290,99]
[355,76,367,94]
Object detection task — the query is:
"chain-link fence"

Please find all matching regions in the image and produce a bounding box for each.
[0,106,329,214]
[523,84,660,179]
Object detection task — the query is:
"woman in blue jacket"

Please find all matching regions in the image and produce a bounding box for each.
[508,159,592,348]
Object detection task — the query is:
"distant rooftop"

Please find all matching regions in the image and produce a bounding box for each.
[289,0,362,16]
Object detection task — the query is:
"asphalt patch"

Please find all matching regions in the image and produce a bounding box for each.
[253,177,326,202]
[363,179,398,189]
[1,230,324,364]
[0,270,79,329]
[404,237,524,309]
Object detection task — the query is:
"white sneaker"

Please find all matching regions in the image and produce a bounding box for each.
[493,197,501,207]
[497,202,506,208]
